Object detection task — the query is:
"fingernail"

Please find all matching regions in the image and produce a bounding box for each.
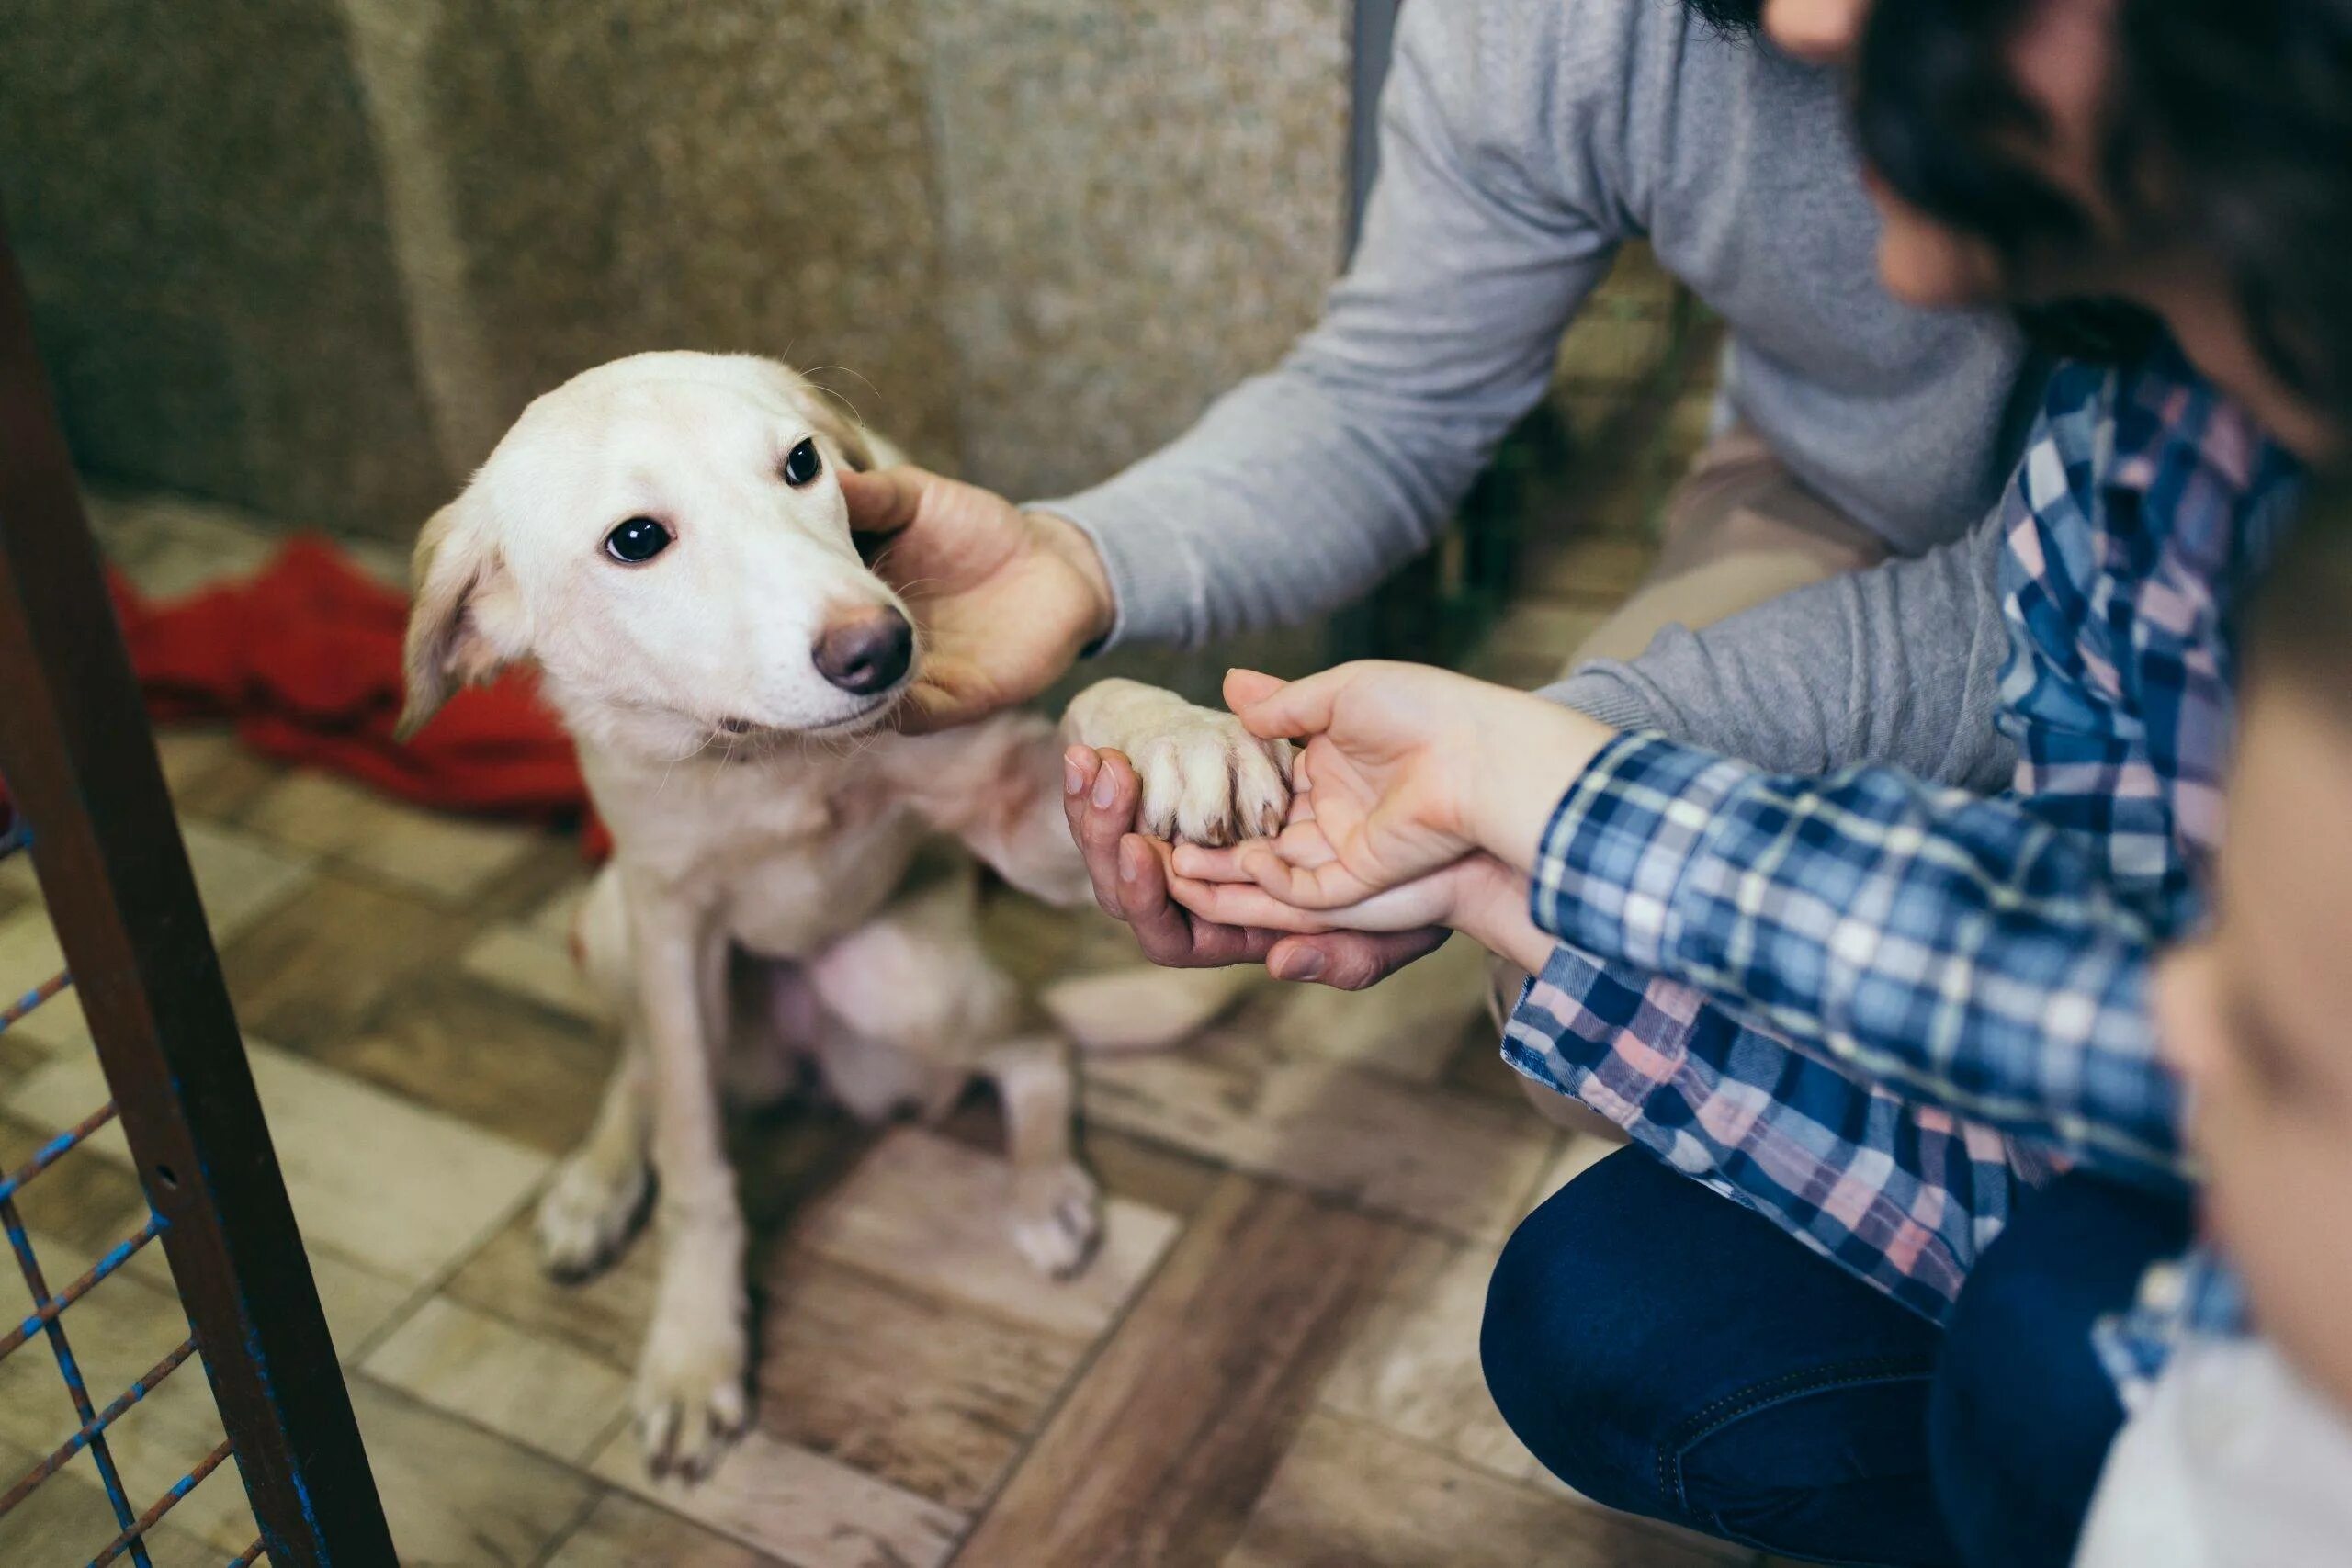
[1092,769,1120,809]
[1064,757,1085,795]
[1282,950,1326,981]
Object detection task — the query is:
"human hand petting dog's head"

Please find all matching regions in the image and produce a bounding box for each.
[841,466,1114,734]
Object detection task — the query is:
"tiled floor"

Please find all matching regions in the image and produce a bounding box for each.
[0,358,1785,1566]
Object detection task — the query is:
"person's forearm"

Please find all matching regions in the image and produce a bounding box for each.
[1463,699,1618,874]
[1531,732,2185,1179]
[1035,0,1613,649]
[1538,511,2018,792]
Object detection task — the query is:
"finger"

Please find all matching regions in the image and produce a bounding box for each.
[1064,749,1137,918]
[838,464,931,535]
[1164,874,1340,935]
[1220,667,1287,714]
[1268,927,1448,990]
[1121,836,1279,965]
[1237,840,1384,911]
[1169,817,1332,883]
[1227,663,1360,741]
[895,675,991,735]
[1168,841,1255,883]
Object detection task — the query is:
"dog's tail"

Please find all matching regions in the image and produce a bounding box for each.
[1040,964,1258,1055]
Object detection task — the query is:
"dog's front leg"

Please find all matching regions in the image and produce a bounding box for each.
[626,888,749,1480]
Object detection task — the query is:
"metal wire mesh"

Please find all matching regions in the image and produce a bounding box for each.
[0,822,266,1568]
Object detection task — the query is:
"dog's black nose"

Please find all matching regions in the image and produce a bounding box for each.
[812,606,914,695]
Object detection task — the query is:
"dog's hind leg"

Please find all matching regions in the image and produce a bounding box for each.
[808,875,1102,1276]
[982,1034,1102,1279]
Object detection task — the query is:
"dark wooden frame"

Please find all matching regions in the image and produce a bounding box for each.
[0,211,398,1564]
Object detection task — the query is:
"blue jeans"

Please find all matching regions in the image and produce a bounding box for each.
[1481,1150,2188,1566]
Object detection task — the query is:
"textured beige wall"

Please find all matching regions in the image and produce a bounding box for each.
[0,1,448,533]
[0,0,1349,542]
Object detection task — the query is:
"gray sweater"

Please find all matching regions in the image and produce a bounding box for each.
[1042,0,2034,784]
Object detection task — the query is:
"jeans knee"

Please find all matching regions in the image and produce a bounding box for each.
[1480,1168,1666,1516]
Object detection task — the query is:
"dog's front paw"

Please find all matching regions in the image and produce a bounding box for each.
[1010,1161,1103,1279]
[536,1152,650,1283]
[1131,711,1291,848]
[633,1311,750,1482]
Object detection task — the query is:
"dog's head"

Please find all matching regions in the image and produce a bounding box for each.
[399,352,912,759]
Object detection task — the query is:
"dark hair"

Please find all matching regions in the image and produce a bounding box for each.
[2120,1,2352,426]
[2246,476,2352,710]
[1852,0,2352,421]
[1680,0,1765,32]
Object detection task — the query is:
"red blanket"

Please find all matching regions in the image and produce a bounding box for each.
[95,536,606,858]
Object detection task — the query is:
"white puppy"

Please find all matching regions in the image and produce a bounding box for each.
[398,353,1287,1478]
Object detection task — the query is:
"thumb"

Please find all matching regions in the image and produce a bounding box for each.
[840,464,930,535]
[1222,667,1286,713]
[1228,663,1355,741]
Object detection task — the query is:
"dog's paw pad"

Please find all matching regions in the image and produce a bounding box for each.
[633,1329,750,1483]
[1010,1163,1102,1280]
[537,1157,650,1283]
[1131,713,1292,848]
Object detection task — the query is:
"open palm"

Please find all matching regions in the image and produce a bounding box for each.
[1176,664,1487,908]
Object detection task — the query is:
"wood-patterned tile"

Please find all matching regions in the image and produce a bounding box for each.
[545,1492,785,1568]
[1316,1234,1538,1483]
[462,920,603,1025]
[11,1038,546,1286]
[0,1436,234,1568]
[795,1127,1179,1342]
[1259,932,1494,1083]
[349,1378,600,1567]
[0,823,305,1059]
[220,870,478,1053]
[1225,1412,1748,1568]
[1082,1039,1556,1241]
[238,769,538,902]
[749,1249,1084,1512]
[440,1104,874,1369]
[0,1258,258,1555]
[0,1111,150,1276]
[313,970,616,1156]
[590,1424,963,1568]
[956,1174,1412,1568]
[362,1295,632,1464]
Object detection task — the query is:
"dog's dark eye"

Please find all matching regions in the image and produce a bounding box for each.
[782,437,822,488]
[605,516,672,564]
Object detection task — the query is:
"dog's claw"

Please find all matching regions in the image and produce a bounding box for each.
[1128,713,1292,848]
[1011,1162,1103,1279]
[536,1156,650,1282]
[632,1323,749,1483]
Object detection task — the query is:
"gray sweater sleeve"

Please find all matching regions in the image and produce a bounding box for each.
[1036,0,1621,648]
[1541,511,2019,793]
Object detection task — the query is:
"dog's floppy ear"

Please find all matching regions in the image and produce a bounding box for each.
[398,497,519,740]
[807,395,877,474]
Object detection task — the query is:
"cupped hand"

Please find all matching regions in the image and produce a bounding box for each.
[842,465,1114,732]
[1062,743,1449,989]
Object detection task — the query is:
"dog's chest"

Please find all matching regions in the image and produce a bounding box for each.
[586,750,930,959]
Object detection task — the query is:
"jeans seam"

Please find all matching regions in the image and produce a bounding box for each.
[1654,1354,1937,1520]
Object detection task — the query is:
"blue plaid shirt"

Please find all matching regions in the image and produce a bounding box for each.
[1505,344,2301,1323]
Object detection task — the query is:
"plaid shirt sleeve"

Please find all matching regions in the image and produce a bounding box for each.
[1528,730,2187,1182]
[1506,943,2056,1321]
